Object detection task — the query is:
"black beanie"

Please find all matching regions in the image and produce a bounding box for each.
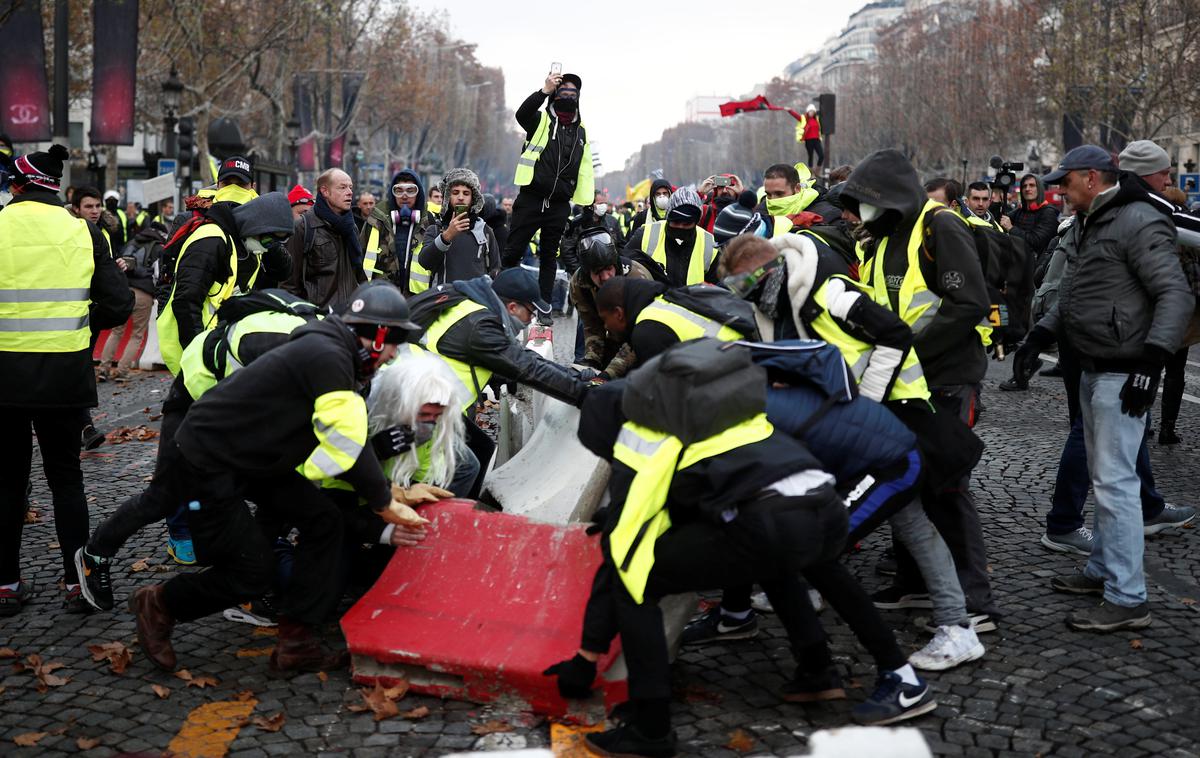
[13,144,69,191]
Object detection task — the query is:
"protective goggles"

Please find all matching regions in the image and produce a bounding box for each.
[721,255,784,299]
[391,183,419,197]
[578,230,615,253]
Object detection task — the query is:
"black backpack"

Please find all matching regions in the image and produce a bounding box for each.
[213,288,321,325]
[661,284,761,340]
[404,285,468,331]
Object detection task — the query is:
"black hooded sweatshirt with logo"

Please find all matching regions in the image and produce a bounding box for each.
[515,90,587,203]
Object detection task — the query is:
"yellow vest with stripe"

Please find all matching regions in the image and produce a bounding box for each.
[156,224,248,375]
[114,208,128,237]
[610,413,775,603]
[100,228,114,257]
[178,311,310,400]
[810,274,929,401]
[639,221,717,285]
[635,295,742,343]
[513,111,595,207]
[859,199,992,349]
[422,299,492,411]
[363,224,383,278]
[0,202,94,353]
[301,389,369,481]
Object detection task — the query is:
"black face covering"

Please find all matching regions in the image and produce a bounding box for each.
[553,98,578,115]
[669,227,696,248]
[713,194,736,209]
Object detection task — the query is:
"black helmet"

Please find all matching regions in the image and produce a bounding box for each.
[340,281,420,342]
[578,229,619,273]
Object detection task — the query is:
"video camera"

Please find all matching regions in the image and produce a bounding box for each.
[989,156,1025,195]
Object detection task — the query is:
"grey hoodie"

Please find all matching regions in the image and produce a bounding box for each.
[232,191,294,237]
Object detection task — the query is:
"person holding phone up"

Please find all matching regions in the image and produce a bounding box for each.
[419,168,501,287]
[502,67,594,321]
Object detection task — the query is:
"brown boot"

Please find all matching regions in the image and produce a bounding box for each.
[129,585,176,671]
[269,618,348,676]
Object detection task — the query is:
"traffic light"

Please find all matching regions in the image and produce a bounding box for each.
[818,94,836,135]
[178,117,194,167]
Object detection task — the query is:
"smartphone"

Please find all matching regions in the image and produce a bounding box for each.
[713,176,731,188]
[454,204,469,216]
[550,62,562,75]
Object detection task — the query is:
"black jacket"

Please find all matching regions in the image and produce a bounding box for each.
[120,225,167,296]
[174,317,391,509]
[560,209,625,274]
[1006,174,1060,260]
[0,190,133,409]
[622,225,720,288]
[515,90,587,203]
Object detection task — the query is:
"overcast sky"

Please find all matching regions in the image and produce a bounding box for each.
[409,0,862,171]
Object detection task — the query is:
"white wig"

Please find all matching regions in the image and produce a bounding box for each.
[367,351,468,488]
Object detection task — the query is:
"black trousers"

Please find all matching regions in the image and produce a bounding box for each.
[463,413,495,500]
[503,190,571,302]
[805,138,825,169]
[1,408,88,585]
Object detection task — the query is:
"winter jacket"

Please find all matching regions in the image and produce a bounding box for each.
[569,257,652,378]
[1005,174,1060,260]
[0,190,133,409]
[560,209,625,273]
[1037,174,1194,364]
[842,149,990,387]
[285,208,367,312]
[120,224,168,296]
[174,316,391,509]
[385,168,432,293]
[515,90,588,203]
[419,216,500,286]
[629,179,673,234]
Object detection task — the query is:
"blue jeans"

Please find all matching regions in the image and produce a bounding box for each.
[1079,372,1148,607]
[1046,417,1164,535]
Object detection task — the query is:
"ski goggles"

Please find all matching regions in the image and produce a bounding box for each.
[579,230,615,253]
[722,255,784,299]
[391,183,419,197]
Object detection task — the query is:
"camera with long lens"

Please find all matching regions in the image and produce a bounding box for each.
[989,155,1025,195]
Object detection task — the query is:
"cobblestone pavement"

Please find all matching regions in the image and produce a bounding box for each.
[3,357,1200,757]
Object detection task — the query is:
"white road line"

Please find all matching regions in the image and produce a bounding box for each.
[1037,353,1200,405]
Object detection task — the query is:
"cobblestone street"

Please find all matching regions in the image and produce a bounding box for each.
[3,358,1199,757]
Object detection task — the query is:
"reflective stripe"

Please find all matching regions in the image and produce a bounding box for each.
[899,362,924,384]
[0,315,89,332]
[644,301,723,337]
[0,287,90,302]
[314,418,365,460]
[528,145,545,154]
[517,157,538,168]
[847,351,870,380]
[410,270,432,284]
[615,427,668,459]
[701,233,715,270]
[363,226,381,276]
[305,448,344,477]
[644,222,662,256]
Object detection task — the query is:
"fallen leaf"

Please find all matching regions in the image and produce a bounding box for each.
[130,558,150,572]
[104,425,160,444]
[0,647,17,658]
[252,627,277,637]
[76,736,101,750]
[148,414,163,422]
[175,668,193,682]
[88,641,133,674]
[24,509,41,524]
[186,674,219,689]
[234,690,256,702]
[13,732,47,746]
[15,654,71,693]
[152,684,170,699]
[471,720,513,735]
[726,728,756,752]
[0,687,5,696]
[317,671,328,682]
[251,712,286,732]
[352,681,408,721]
[48,542,59,549]
[1181,597,1196,606]
[236,647,273,658]
[48,722,72,736]
[402,705,430,720]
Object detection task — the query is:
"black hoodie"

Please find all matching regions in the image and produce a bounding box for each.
[842,149,990,387]
[515,90,587,202]
[630,178,673,234]
[619,278,682,363]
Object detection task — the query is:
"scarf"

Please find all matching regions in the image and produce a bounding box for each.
[315,193,364,270]
[757,265,787,324]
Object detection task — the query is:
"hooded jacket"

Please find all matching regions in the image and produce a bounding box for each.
[1037,174,1193,365]
[385,168,428,292]
[419,169,500,285]
[842,149,990,387]
[630,178,673,234]
[119,223,168,295]
[1007,173,1059,260]
[515,90,588,203]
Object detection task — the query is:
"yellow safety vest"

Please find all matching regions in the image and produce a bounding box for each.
[157,224,250,375]
[422,299,492,410]
[635,295,743,343]
[513,111,595,207]
[859,200,992,348]
[100,228,114,257]
[178,311,310,400]
[213,184,258,206]
[0,202,94,353]
[301,389,369,481]
[809,274,929,401]
[135,210,149,228]
[610,413,774,603]
[115,208,128,237]
[363,224,382,278]
[639,221,717,286]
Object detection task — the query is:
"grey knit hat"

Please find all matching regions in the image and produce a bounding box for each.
[1118,140,1171,177]
[666,185,703,224]
[713,201,757,246]
[438,168,484,214]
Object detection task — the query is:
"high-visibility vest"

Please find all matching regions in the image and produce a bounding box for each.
[115,208,128,237]
[0,201,94,353]
[635,295,742,343]
[178,310,310,400]
[100,228,114,257]
[422,299,492,410]
[156,224,251,375]
[135,210,149,228]
[809,274,929,401]
[363,224,382,278]
[301,388,369,481]
[513,110,595,206]
[639,221,717,285]
[213,184,258,206]
[859,199,993,349]
[610,413,774,603]
[795,114,821,142]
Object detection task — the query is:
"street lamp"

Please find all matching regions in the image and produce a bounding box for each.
[161,67,184,161]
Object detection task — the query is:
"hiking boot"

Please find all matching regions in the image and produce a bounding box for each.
[1066,601,1151,632]
[82,424,106,451]
[680,607,758,646]
[1157,427,1182,445]
[268,618,349,676]
[223,598,279,628]
[75,547,114,611]
[129,585,176,671]
[63,585,94,614]
[1041,527,1093,557]
[584,722,678,758]
[870,586,933,609]
[781,667,846,703]
[851,671,937,725]
[1144,503,1196,535]
[1050,573,1105,596]
[0,580,33,617]
[167,537,196,566]
[909,624,985,671]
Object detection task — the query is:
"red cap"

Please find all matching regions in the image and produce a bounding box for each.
[288,184,314,206]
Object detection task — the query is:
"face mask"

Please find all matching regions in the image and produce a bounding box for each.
[414,420,437,445]
[243,237,266,257]
[765,192,808,218]
[859,202,884,222]
[594,203,608,216]
[713,194,736,208]
[654,195,670,211]
[554,98,578,115]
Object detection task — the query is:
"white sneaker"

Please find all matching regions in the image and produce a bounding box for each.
[750,591,775,613]
[909,624,985,671]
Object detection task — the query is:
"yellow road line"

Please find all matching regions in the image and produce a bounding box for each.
[165,699,257,758]
[551,721,605,757]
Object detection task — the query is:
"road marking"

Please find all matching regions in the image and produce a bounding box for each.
[1039,353,1200,406]
[550,721,605,757]
[166,699,257,758]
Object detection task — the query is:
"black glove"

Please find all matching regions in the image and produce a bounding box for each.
[1120,346,1169,418]
[1011,326,1055,386]
[585,504,611,536]
[542,653,597,699]
[577,356,602,370]
[370,426,415,460]
[573,366,602,382]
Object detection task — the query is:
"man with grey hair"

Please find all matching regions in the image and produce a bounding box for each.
[285,168,366,311]
[622,185,720,287]
[1014,145,1194,631]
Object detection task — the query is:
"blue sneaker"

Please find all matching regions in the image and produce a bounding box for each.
[167,537,196,566]
[851,671,937,725]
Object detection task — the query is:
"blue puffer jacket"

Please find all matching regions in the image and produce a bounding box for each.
[753,340,915,483]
